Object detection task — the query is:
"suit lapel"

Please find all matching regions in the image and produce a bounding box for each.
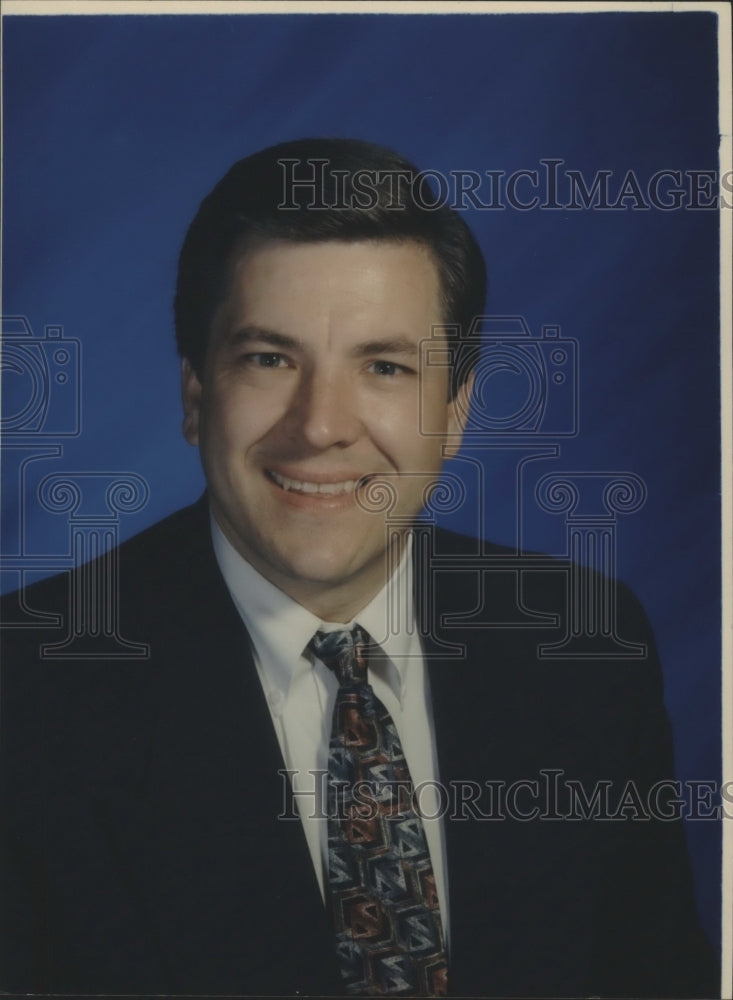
[417,527,604,996]
[95,502,339,993]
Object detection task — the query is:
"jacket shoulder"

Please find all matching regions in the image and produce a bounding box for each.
[1,498,210,618]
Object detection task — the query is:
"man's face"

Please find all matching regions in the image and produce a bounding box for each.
[182,238,469,621]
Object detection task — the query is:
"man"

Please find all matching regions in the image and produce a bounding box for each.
[0,138,716,997]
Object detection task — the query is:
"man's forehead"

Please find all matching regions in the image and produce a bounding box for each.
[214,237,446,335]
[227,235,441,280]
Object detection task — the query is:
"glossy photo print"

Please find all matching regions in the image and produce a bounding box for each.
[1,3,729,997]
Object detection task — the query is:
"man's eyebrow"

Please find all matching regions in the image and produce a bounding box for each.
[224,328,420,357]
[225,325,300,351]
[351,338,419,357]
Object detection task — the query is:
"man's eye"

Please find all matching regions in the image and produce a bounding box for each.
[369,360,404,377]
[247,353,287,368]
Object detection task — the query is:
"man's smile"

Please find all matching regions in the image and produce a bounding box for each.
[266,469,363,496]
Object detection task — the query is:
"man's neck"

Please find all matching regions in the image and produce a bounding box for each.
[212,517,410,624]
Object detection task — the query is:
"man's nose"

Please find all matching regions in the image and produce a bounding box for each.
[287,368,363,450]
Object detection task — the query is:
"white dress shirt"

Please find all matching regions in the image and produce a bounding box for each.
[211,514,450,941]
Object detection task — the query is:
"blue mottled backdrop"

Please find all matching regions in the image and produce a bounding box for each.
[1,10,722,954]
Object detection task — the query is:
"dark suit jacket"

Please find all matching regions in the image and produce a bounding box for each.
[0,499,717,997]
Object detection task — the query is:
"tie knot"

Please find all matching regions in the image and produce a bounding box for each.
[309,626,369,686]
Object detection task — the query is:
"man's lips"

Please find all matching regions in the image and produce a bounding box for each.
[266,469,370,496]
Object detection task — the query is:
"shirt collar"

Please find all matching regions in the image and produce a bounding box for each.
[210,514,415,705]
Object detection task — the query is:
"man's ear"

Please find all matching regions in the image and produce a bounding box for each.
[181,358,203,446]
[444,371,474,460]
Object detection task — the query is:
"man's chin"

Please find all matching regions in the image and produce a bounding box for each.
[274,553,380,589]
[258,545,392,608]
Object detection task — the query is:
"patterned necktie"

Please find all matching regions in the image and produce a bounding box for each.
[308,626,448,997]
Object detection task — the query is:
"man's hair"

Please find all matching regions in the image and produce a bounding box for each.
[174,137,487,397]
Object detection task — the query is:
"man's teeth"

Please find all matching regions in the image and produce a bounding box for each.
[269,471,359,495]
